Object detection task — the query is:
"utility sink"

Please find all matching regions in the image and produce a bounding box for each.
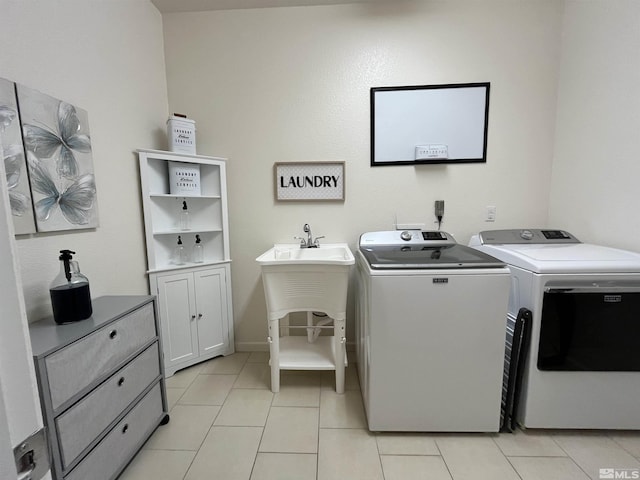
[256,242,354,394]
[256,243,355,266]
[256,243,354,321]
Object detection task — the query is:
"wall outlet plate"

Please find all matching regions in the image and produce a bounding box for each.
[486,205,496,222]
[415,145,449,160]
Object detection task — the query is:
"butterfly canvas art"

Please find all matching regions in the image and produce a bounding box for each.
[0,78,36,234]
[17,84,99,232]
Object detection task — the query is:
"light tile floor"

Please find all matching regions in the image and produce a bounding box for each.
[120,352,640,480]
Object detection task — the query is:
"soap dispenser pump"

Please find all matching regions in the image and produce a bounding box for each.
[193,234,204,263]
[49,249,93,324]
[173,235,186,265]
[180,200,190,230]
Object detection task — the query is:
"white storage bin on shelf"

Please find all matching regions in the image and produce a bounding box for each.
[168,161,201,196]
[167,115,196,154]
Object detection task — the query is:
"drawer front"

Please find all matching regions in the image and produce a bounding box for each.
[65,383,163,480]
[46,302,156,410]
[56,342,160,468]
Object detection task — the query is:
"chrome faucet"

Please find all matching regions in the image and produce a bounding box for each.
[295,223,324,248]
[304,223,313,247]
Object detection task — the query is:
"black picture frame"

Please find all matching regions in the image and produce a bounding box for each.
[370,82,490,166]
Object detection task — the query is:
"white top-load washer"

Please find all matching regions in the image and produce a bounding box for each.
[469,229,640,429]
[356,230,511,432]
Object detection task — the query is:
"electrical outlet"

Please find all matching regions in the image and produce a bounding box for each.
[415,145,449,160]
[486,205,496,222]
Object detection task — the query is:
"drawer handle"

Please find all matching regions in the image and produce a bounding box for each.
[117,377,125,387]
[109,330,117,339]
[122,424,129,434]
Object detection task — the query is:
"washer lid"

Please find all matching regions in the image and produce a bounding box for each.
[475,243,640,274]
[360,243,506,269]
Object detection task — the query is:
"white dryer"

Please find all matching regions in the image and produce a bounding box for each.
[356,230,511,432]
[470,229,640,429]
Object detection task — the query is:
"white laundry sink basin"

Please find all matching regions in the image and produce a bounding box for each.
[256,243,355,266]
[256,243,354,320]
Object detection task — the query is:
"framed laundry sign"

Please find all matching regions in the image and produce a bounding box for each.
[274,162,345,201]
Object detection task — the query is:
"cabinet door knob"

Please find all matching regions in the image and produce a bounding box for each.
[122,424,129,434]
[191,314,196,320]
[198,313,203,319]
[109,330,117,339]
[117,377,125,387]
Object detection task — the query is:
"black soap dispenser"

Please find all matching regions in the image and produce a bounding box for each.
[173,235,186,265]
[49,249,93,324]
[193,234,204,263]
[180,200,190,230]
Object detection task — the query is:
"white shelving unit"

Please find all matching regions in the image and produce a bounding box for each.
[138,149,234,376]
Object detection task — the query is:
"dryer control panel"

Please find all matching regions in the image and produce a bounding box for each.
[478,229,580,245]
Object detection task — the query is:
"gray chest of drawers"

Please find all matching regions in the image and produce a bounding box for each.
[29,295,169,480]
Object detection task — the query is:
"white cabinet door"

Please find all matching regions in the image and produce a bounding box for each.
[194,268,228,357]
[157,272,198,366]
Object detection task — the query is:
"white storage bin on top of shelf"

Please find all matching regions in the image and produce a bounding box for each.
[167,115,196,155]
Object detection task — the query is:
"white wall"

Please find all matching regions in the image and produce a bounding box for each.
[549,0,640,252]
[0,0,170,321]
[161,0,564,348]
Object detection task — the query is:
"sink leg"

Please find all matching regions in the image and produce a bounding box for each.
[335,319,345,394]
[268,318,280,393]
[307,312,314,343]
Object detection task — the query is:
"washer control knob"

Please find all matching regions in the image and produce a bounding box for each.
[400,230,412,241]
[520,230,534,240]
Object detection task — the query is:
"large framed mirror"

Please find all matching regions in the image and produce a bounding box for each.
[371,82,490,166]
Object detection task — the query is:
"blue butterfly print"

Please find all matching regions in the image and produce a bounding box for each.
[4,145,30,216]
[28,152,96,225]
[23,101,91,179]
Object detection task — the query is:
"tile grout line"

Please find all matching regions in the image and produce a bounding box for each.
[248,362,275,480]
[182,355,251,480]
[316,396,321,480]
[548,433,595,480]
[490,432,525,480]
[433,437,456,480]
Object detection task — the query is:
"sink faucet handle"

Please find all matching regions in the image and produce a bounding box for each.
[293,236,307,247]
[313,236,325,247]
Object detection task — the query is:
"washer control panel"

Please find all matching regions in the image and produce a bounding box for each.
[479,229,580,245]
[360,230,456,247]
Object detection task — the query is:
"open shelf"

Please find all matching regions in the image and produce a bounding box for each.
[153,228,223,236]
[276,336,348,370]
[138,150,229,272]
[150,194,222,199]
